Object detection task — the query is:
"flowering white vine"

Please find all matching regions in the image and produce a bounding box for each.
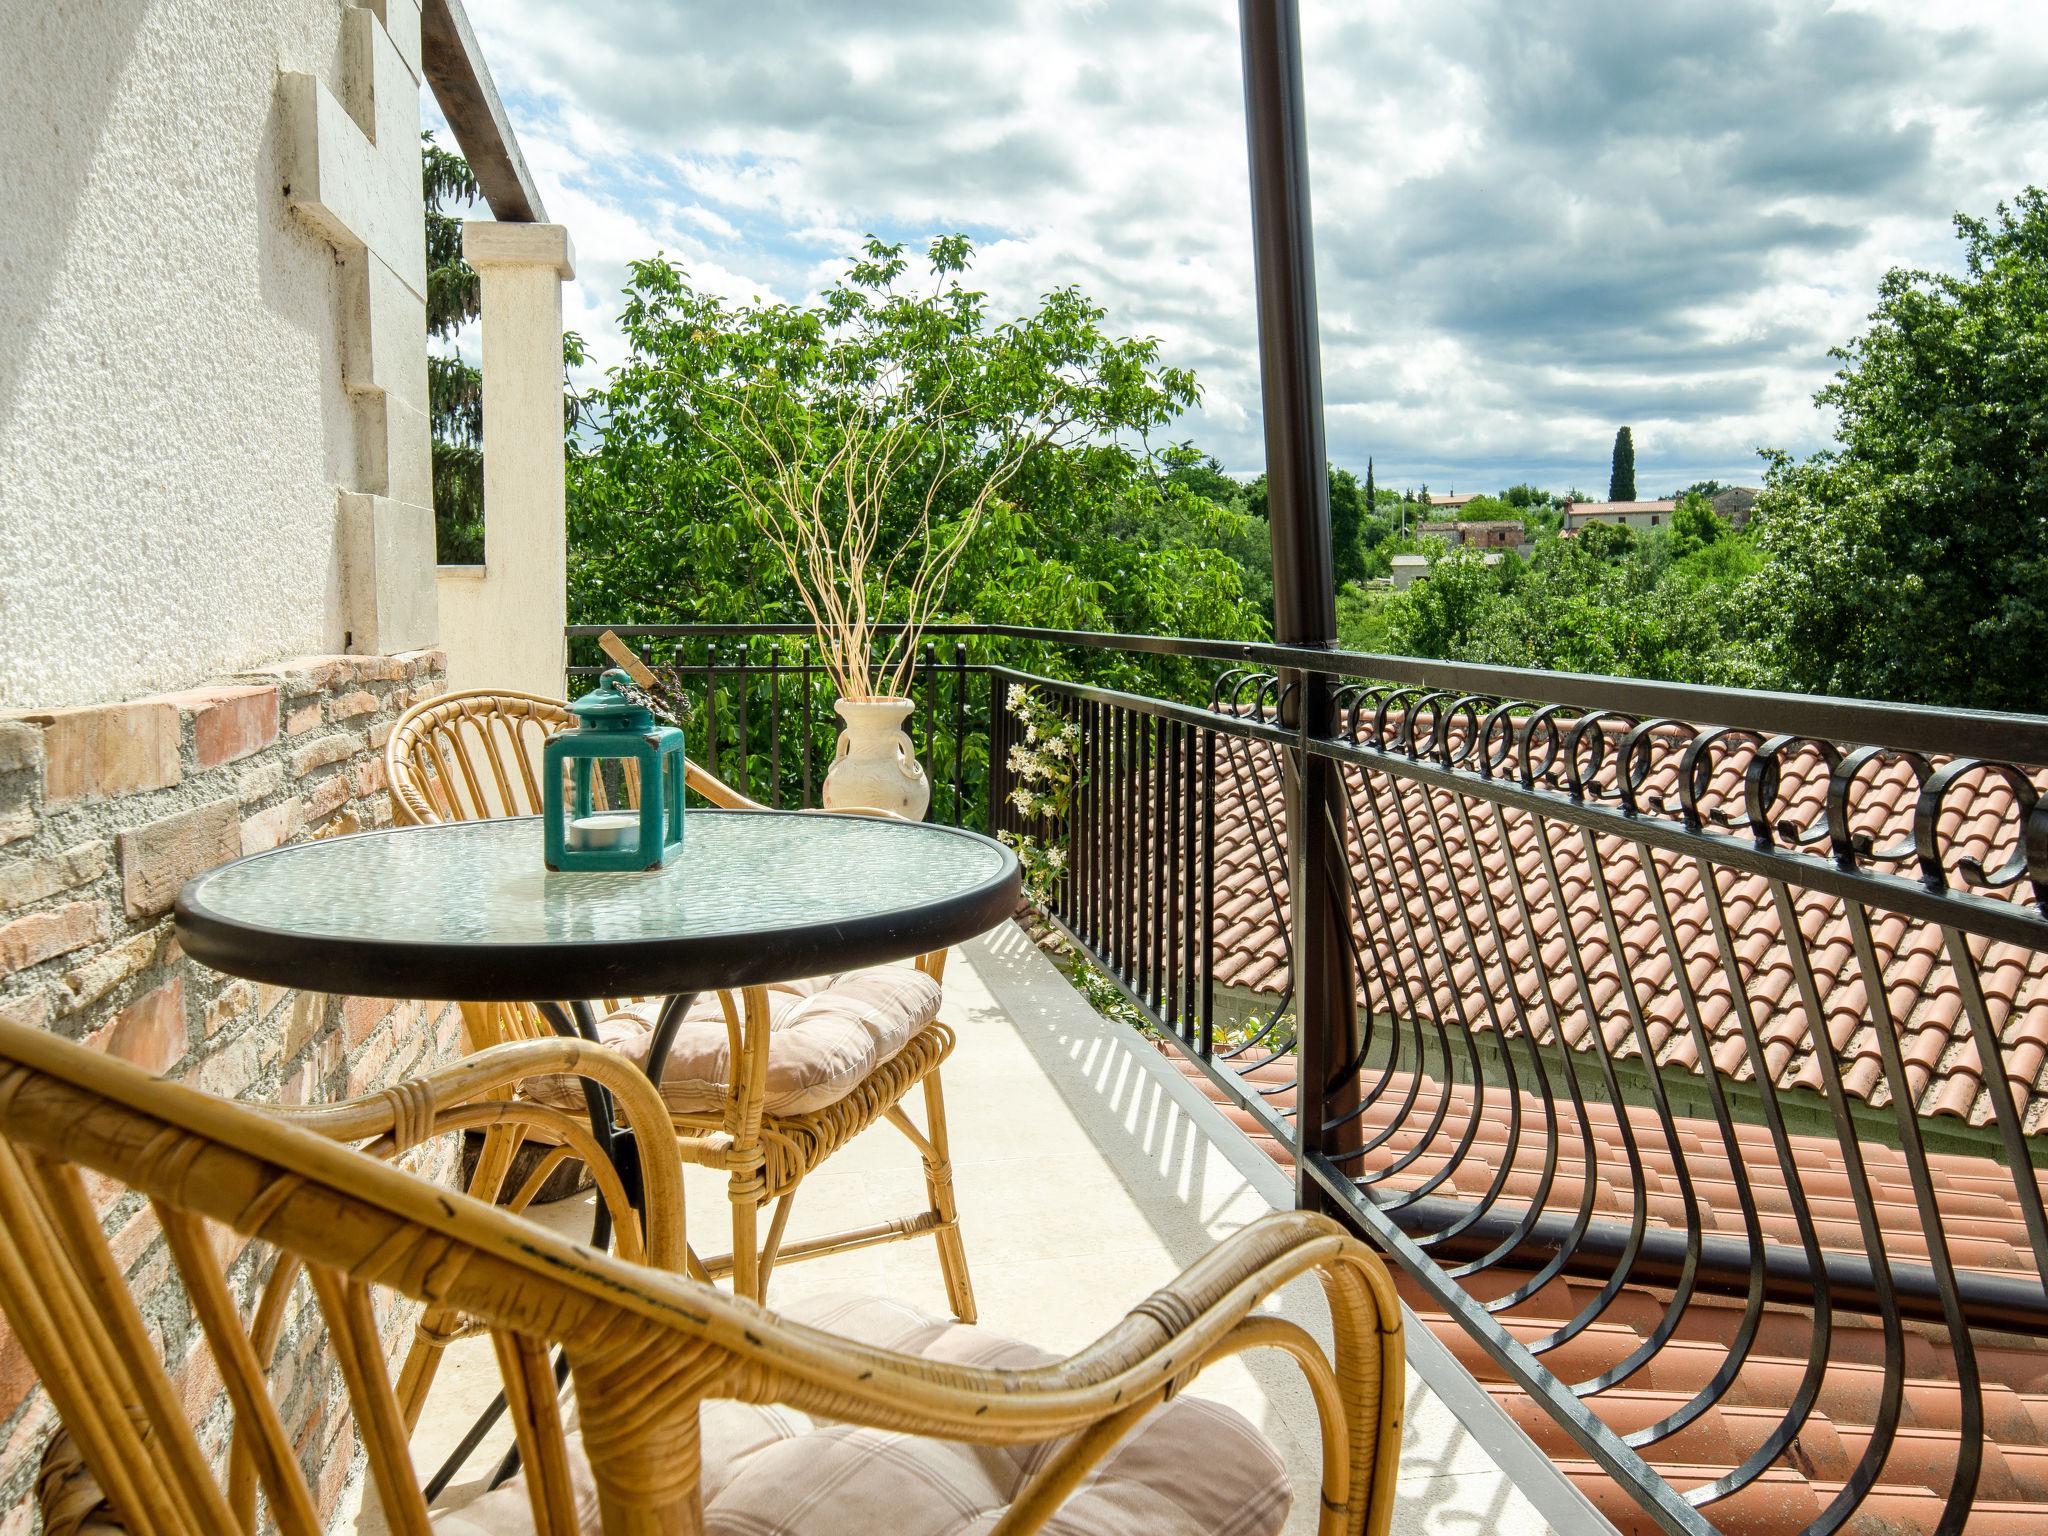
[999,684,1080,910]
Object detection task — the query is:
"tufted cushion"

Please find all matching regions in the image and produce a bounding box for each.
[528,965,942,1119]
[431,1293,1292,1536]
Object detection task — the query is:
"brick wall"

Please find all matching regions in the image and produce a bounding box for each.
[0,650,463,1528]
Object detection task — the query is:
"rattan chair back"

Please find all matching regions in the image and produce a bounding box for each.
[386,687,759,827]
[0,1022,695,1536]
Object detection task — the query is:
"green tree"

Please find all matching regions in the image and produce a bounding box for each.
[1668,490,1725,557]
[1450,494,1522,522]
[423,135,483,563]
[1748,188,2048,710]
[1329,466,1367,585]
[1243,465,1371,588]
[1364,457,1376,518]
[1160,444,1240,506]
[567,236,1266,680]
[1609,427,1636,501]
[1384,545,1505,657]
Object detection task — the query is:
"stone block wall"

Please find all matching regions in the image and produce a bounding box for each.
[0,650,462,1528]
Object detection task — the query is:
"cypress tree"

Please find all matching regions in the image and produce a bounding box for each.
[1609,426,1637,501]
[1365,456,1376,513]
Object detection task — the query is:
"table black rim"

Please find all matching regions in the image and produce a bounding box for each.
[173,810,1021,1002]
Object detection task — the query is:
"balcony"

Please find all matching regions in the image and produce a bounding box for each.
[560,622,2048,1536]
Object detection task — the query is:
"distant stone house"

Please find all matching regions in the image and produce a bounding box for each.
[1459,521,1522,550]
[1415,520,1523,550]
[1564,498,1678,532]
[1712,486,1762,529]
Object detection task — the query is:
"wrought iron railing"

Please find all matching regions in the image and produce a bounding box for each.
[577,621,2048,1536]
[569,625,988,826]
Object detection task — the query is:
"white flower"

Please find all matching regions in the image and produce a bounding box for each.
[1007,684,1027,709]
[1025,723,1038,744]
[1042,735,1070,760]
[1010,788,1033,812]
[1046,847,1067,869]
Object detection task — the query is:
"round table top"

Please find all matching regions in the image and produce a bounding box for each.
[175,811,1020,1002]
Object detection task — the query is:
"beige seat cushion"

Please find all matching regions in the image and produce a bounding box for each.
[529,965,942,1119]
[433,1292,1292,1536]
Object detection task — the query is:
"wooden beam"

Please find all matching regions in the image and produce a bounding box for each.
[420,0,547,224]
[598,631,658,688]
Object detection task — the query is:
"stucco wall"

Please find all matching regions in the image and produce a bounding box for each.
[0,0,433,710]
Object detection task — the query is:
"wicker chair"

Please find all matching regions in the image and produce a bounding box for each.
[385,688,976,1318]
[0,1020,1405,1535]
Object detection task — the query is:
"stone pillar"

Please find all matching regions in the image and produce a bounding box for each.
[436,223,575,700]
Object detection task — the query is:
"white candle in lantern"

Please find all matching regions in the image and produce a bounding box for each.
[565,811,640,851]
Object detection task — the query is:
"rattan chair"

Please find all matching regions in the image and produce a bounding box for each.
[385,688,976,1318]
[0,1019,1404,1536]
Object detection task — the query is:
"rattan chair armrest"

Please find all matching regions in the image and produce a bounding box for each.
[732,1209,1403,1536]
[683,758,767,810]
[259,1037,686,1272]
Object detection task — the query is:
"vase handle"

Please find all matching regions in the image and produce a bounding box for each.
[894,731,924,781]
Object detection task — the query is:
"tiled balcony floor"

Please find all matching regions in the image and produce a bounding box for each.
[358,923,1567,1536]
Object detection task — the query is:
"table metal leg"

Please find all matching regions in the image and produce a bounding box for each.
[428,992,696,1499]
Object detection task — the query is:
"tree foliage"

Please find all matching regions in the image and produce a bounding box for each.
[423,134,484,563]
[543,191,2045,717]
[1328,467,1367,585]
[1746,188,2048,710]
[565,237,1268,689]
[1340,509,1765,686]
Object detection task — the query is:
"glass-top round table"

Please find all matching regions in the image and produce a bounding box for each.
[176,810,1020,1003]
[176,808,1018,1493]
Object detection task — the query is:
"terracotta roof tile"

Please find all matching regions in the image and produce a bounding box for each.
[1161,1042,2048,1533]
[1195,728,2048,1134]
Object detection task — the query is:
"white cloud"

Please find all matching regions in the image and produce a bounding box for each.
[454,0,2048,491]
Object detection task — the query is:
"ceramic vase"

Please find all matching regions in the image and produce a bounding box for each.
[822,697,931,820]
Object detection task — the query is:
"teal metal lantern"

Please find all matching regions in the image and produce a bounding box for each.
[543,669,686,871]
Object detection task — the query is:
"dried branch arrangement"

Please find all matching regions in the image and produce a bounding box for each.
[702,368,1061,701]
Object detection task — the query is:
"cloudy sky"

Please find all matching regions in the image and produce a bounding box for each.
[436,0,2048,495]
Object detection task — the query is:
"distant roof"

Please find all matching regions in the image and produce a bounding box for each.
[1421,493,1480,509]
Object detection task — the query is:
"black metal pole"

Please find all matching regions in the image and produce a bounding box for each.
[1237,0,1359,1213]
